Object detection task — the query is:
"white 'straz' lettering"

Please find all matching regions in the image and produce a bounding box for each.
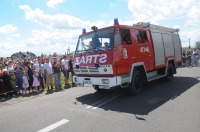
[75,54,107,64]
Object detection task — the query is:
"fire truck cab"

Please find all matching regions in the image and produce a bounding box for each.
[73,18,182,95]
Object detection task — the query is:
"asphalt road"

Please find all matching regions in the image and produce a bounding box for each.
[0,67,200,132]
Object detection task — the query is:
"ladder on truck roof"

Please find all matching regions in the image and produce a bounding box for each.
[134,22,179,33]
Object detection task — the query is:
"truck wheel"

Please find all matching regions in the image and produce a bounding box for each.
[93,85,100,91]
[164,63,174,81]
[128,70,142,95]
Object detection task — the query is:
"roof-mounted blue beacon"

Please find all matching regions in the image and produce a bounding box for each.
[114,18,119,25]
[82,28,86,34]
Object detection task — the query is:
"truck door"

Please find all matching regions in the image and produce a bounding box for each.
[116,28,133,74]
[133,29,154,71]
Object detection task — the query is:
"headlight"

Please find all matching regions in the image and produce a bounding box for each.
[101,79,109,84]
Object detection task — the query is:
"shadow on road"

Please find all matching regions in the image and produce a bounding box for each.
[76,76,199,117]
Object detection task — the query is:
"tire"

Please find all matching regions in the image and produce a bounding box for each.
[93,85,100,91]
[164,63,174,81]
[128,70,143,96]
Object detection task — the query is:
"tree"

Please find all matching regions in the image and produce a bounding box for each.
[195,41,200,50]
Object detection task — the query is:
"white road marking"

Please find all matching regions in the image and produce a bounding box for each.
[37,119,69,132]
[85,93,121,110]
[92,94,121,109]
[85,93,117,109]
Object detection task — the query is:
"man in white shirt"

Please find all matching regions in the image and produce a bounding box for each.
[61,55,70,86]
[44,58,53,91]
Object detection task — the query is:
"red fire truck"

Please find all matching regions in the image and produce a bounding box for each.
[73,18,182,95]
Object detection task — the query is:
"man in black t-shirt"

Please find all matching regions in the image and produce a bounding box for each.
[68,56,74,75]
[53,58,62,90]
[68,55,76,86]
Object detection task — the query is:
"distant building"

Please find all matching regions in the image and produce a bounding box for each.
[11,51,36,59]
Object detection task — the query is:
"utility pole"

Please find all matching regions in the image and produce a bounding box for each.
[188,38,191,49]
[67,47,70,55]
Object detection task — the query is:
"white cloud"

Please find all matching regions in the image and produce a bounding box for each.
[0,24,17,34]
[127,0,200,24]
[47,0,64,8]
[0,25,21,50]
[0,41,27,57]
[186,4,200,26]
[19,5,107,30]
[23,29,80,55]
[0,29,79,57]
[180,29,200,47]
[127,0,200,48]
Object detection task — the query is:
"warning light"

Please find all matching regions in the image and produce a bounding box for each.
[95,63,100,69]
[114,18,119,25]
[76,64,79,69]
[82,28,86,34]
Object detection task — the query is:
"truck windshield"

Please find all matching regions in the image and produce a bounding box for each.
[75,28,114,55]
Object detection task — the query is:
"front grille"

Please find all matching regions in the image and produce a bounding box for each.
[80,70,88,72]
[74,66,99,74]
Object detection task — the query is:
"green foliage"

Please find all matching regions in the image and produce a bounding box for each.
[195,41,200,50]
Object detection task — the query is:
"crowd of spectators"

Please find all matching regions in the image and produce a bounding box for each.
[182,48,199,67]
[0,54,75,101]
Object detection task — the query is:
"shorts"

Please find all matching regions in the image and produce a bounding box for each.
[46,74,53,84]
[63,70,69,79]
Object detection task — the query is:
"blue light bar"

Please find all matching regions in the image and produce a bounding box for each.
[76,64,79,69]
[82,28,86,34]
[95,63,100,69]
[114,18,119,25]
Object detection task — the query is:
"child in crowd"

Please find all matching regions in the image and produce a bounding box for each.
[32,70,40,93]
[22,71,29,94]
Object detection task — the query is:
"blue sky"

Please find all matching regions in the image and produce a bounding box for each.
[0,0,200,57]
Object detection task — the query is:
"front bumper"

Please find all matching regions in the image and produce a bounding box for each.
[73,76,122,89]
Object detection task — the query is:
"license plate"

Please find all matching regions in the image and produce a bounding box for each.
[84,80,91,84]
